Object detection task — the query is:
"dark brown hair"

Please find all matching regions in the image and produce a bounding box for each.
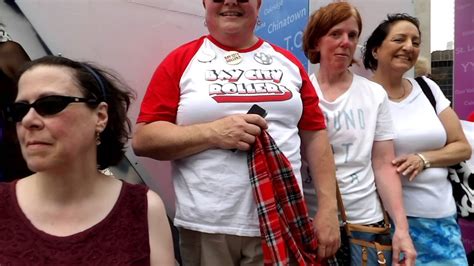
[17,55,135,169]
[363,13,420,71]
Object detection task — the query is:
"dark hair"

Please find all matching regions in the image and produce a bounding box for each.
[362,13,420,71]
[17,55,135,169]
[303,2,362,64]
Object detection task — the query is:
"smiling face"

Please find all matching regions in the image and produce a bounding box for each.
[203,0,261,47]
[15,65,107,172]
[316,16,360,72]
[373,20,421,74]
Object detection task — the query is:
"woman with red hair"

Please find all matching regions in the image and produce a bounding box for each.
[302,2,415,265]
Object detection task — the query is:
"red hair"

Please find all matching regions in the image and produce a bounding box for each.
[303,2,362,64]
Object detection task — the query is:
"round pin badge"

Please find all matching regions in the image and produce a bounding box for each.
[224,51,243,65]
[197,48,216,63]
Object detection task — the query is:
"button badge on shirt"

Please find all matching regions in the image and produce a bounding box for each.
[197,48,216,63]
[224,51,243,65]
[254,52,273,65]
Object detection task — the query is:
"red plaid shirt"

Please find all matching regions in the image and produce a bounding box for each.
[248,130,319,266]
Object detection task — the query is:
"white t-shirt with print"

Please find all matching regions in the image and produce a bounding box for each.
[138,36,326,236]
[302,73,395,224]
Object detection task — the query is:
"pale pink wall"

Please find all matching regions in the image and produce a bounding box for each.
[16,0,209,216]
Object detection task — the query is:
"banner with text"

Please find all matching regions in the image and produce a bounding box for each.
[454,0,474,119]
[256,0,309,69]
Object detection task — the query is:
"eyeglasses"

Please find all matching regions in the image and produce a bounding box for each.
[8,95,99,122]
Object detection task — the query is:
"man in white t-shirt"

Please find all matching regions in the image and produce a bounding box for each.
[132,0,339,264]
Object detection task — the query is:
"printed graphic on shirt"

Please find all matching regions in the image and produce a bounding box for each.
[322,109,366,132]
[205,68,292,103]
[304,107,368,186]
[303,145,360,185]
[324,108,366,184]
[253,52,273,65]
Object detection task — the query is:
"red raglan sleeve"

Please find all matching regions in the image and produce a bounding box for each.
[136,37,205,124]
[270,44,326,131]
[297,67,326,131]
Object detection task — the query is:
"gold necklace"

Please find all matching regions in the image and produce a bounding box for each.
[388,82,406,100]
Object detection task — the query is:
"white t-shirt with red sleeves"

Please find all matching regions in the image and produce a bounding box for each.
[137,35,325,236]
[302,73,395,225]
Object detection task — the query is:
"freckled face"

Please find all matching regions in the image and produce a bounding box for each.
[316,16,360,71]
[15,66,100,172]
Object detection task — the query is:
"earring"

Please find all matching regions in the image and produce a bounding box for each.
[257,16,262,26]
[96,131,101,146]
[372,51,377,59]
[204,20,207,27]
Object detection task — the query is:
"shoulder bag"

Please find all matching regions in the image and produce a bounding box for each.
[335,184,392,266]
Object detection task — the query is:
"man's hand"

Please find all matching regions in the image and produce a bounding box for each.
[209,114,267,151]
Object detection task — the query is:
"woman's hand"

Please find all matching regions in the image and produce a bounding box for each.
[313,208,341,259]
[392,154,425,181]
[391,228,417,266]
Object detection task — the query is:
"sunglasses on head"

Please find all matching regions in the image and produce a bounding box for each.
[8,95,99,122]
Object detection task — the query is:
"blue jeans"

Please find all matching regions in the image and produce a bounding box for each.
[350,230,392,266]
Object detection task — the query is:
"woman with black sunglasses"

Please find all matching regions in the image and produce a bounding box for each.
[0,55,175,265]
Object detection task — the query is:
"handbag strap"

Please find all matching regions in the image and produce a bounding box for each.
[350,239,392,251]
[335,181,390,237]
[415,76,436,112]
[335,183,351,235]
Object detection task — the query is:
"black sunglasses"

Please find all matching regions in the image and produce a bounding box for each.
[8,95,99,122]
[212,0,249,2]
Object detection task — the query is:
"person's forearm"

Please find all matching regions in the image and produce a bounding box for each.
[301,129,340,258]
[422,107,472,167]
[374,167,409,231]
[301,130,338,214]
[133,114,267,161]
[312,155,338,215]
[418,141,471,168]
[372,140,409,230]
[133,121,215,161]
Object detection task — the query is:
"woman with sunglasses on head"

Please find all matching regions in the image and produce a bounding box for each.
[0,23,32,181]
[133,0,340,264]
[0,55,174,265]
[363,14,471,265]
[301,3,415,265]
